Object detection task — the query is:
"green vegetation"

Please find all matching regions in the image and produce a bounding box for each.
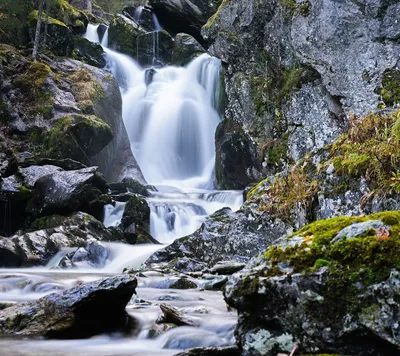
[13,61,55,116]
[247,165,318,221]
[329,110,400,195]
[203,0,230,30]
[263,210,400,321]
[28,9,67,27]
[379,68,400,107]
[69,67,103,103]
[265,211,400,285]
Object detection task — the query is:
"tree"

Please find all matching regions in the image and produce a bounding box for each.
[32,0,45,60]
[43,0,50,47]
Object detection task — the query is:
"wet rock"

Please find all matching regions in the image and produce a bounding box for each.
[158,303,200,327]
[148,322,176,339]
[215,119,261,190]
[0,212,120,267]
[109,178,149,196]
[169,278,198,290]
[59,240,109,269]
[147,207,291,268]
[0,275,138,338]
[209,261,245,275]
[171,33,205,66]
[158,294,184,302]
[108,14,173,66]
[18,165,64,189]
[203,276,228,291]
[27,166,108,218]
[73,36,106,68]
[170,257,207,273]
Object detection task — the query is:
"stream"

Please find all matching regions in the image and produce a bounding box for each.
[0,19,242,355]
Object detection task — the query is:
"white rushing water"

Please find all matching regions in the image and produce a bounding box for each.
[92,23,243,243]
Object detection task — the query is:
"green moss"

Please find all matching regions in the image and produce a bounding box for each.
[44,114,112,161]
[28,10,68,27]
[329,110,400,195]
[265,211,400,283]
[203,0,231,30]
[379,68,400,107]
[30,214,66,231]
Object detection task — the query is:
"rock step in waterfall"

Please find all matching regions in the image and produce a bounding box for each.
[84,22,243,245]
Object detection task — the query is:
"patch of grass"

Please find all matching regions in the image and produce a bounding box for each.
[69,67,103,103]
[329,110,400,196]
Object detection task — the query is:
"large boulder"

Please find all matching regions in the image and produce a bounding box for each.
[27,166,108,218]
[44,114,113,164]
[146,207,290,270]
[73,36,106,68]
[0,212,121,267]
[171,33,205,66]
[0,275,137,338]
[148,0,222,44]
[225,211,400,356]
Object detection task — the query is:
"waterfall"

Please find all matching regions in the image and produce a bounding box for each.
[83,23,243,244]
[83,24,100,43]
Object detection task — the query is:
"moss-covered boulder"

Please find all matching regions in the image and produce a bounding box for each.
[225,211,400,355]
[121,195,150,229]
[45,114,113,165]
[73,36,106,68]
[28,10,74,56]
[171,33,205,66]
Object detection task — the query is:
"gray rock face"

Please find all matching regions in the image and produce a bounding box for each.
[0,274,137,338]
[146,207,291,268]
[28,166,108,218]
[0,212,120,267]
[203,0,400,189]
[291,0,400,116]
[18,165,64,188]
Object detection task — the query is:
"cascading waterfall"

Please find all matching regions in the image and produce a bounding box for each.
[90,23,243,244]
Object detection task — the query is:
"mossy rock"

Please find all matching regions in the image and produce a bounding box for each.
[28,10,74,56]
[379,68,400,107]
[45,115,113,165]
[121,195,150,229]
[73,36,106,68]
[266,211,400,286]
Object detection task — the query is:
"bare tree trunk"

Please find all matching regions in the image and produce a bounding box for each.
[43,0,50,48]
[32,0,45,60]
[87,0,92,13]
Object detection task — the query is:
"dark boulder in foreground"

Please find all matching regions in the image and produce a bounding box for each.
[175,346,240,356]
[225,211,400,356]
[146,207,290,270]
[0,275,137,338]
